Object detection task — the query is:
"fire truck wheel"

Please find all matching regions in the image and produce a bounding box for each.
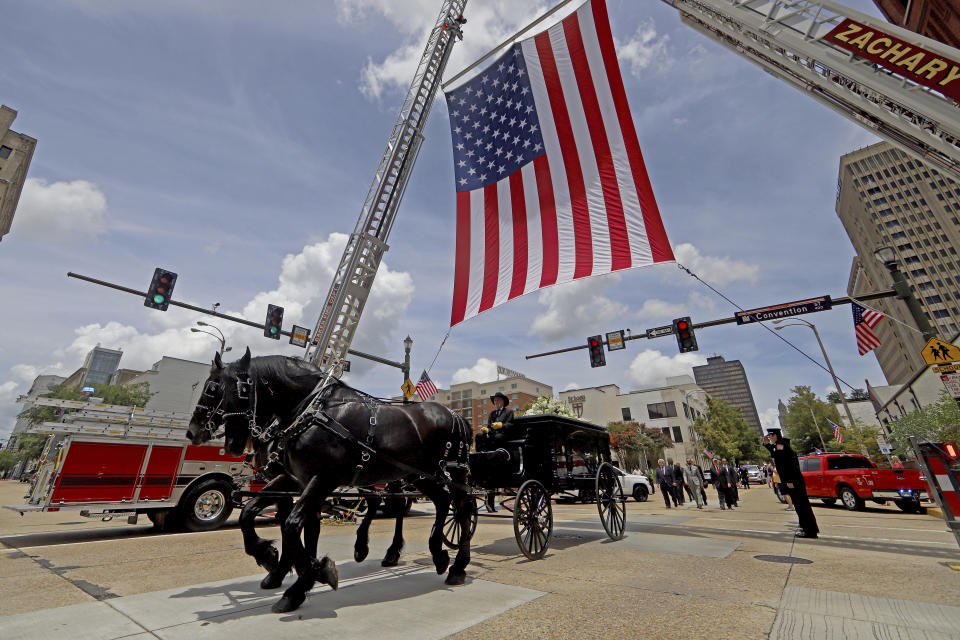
[180,479,234,532]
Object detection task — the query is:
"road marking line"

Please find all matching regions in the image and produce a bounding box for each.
[693,516,946,534]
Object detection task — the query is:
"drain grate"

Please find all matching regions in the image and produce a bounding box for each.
[754,554,812,564]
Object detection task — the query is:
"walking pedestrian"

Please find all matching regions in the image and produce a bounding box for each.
[720,458,738,508]
[764,429,818,539]
[710,459,731,509]
[682,458,705,508]
[667,458,684,506]
[655,459,674,509]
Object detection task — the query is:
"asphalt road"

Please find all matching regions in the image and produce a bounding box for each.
[2,480,959,639]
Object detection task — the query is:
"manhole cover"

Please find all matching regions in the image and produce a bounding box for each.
[754,554,812,564]
[554,533,585,540]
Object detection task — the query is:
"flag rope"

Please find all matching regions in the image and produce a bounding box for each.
[425,330,452,377]
[676,262,859,392]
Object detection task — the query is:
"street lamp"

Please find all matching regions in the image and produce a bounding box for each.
[873,245,937,341]
[192,321,230,355]
[402,335,413,384]
[773,318,865,453]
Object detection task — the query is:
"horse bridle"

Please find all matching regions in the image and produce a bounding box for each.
[194,372,260,439]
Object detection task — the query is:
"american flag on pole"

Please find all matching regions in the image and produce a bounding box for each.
[704,447,715,460]
[415,370,438,401]
[445,0,673,326]
[829,419,844,444]
[852,302,884,355]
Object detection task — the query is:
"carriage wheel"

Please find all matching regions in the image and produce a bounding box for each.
[441,498,479,549]
[513,480,553,560]
[596,462,626,541]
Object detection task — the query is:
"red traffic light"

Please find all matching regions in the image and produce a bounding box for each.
[590,338,599,347]
[676,321,688,330]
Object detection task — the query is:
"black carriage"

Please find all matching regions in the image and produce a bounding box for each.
[443,413,627,560]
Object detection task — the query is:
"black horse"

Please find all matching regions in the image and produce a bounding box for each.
[187,351,419,589]
[187,349,475,613]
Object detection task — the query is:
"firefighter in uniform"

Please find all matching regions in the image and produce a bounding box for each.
[763,428,819,539]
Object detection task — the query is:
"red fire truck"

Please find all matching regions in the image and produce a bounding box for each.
[5,397,256,531]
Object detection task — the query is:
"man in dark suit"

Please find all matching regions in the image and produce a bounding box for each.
[655,458,674,508]
[720,458,739,508]
[764,429,819,539]
[666,458,684,506]
[711,459,732,509]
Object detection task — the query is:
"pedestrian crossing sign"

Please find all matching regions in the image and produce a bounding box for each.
[920,337,960,365]
[401,378,415,400]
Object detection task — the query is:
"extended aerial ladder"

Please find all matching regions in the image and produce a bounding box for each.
[660,0,960,179]
[304,1,468,370]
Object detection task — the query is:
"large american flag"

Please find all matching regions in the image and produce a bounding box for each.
[415,370,438,401]
[445,0,673,326]
[852,302,884,355]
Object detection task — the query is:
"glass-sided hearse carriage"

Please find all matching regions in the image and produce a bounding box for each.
[442,413,627,560]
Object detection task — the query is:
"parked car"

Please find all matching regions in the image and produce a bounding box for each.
[744,465,763,484]
[612,468,654,502]
[799,453,928,512]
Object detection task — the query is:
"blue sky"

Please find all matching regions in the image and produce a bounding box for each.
[0,0,892,440]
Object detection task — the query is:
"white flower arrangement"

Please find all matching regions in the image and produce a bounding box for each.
[521,396,577,419]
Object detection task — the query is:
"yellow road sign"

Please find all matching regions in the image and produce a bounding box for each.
[934,363,960,373]
[921,337,960,365]
[401,378,415,399]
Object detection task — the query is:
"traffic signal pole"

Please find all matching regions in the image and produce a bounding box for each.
[524,288,899,360]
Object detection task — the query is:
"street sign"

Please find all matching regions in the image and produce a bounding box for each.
[940,372,960,399]
[645,325,675,339]
[734,295,832,325]
[401,378,415,400]
[341,360,351,373]
[921,337,960,365]
[606,330,625,351]
[289,325,311,348]
[935,363,960,373]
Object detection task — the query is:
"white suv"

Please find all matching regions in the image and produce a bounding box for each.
[613,468,654,502]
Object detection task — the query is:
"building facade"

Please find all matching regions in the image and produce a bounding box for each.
[126,356,213,413]
[873,0,960,48]
[837,142,960,383]
[692,356,763,436]
[557,376,710,468]
[81,346,123,387]
[8,374,66,448]
[0,106,36,241]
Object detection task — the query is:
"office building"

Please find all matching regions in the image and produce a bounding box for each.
[425,371,552,435]
[81,346,123,387]
[873,0,960,48]
[126,356,213,413]
[557,376,710,467]
[837,141,960,383]
[8,374,66,448]
[0,105,36,241]
[692,356,763,436]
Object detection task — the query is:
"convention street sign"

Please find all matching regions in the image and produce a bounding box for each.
[734,296,832,325]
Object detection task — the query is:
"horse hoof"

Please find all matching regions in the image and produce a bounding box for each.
[316,556,339,591]
[354,545,369,563]
[260,570,284,590]
[272,593,305,614]
[381,547,401,567]
[434,550,450,575]
[444,571,466,586]
[256,543,280,573]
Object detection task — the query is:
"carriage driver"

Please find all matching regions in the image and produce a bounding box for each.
[482,392,515,438]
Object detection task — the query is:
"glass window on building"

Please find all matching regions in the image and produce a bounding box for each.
[463,390,472,399]
[452,391,461,400]
[661,427,671,439]
[0,146,11,159]
[647,401,677,419]
[498,386,504,392]
[511,383,517,389]
[671,426,684,443]
[621,407,632,421]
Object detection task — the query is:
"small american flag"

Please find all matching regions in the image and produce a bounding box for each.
[852,302,884,355]
[415,370,438,401]
[830,419,844,444]
[704,447,714,460]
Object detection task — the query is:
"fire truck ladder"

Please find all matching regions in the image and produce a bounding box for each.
[18,396,193,439]
[305,0,469,370]
[661,0,960,179]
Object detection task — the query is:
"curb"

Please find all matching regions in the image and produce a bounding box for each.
[927,507,943,519]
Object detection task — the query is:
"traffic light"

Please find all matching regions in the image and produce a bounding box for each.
[587,335,606,368]
[144,268,177,311]
[673,317,698,353]
[264,304,284,339]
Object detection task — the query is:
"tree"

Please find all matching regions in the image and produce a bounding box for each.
[693,397,764,462]
[826,391,845,404]
[0,449,17,472]
[886,391,960,456]
[14,434,48,463]
[849,388,870,401]
[18,383,152,426]
[781,385,845,454]
[607,421,644,472]
[637,427,671,470]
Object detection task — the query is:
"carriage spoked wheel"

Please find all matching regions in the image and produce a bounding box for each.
[596,462,626,541]
[440,497,479,549]
[513,479,553,560]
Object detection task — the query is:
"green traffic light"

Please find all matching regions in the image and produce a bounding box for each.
[153,294,166,304]
[270,326,279,334]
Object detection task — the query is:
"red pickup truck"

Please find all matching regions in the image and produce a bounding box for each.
[798,453,929,513]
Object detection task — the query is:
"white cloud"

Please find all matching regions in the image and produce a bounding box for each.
[635,291,717,323]
[13,178,107,240]
[529,277,627,342]
[759,407,780,430]
[451,357,498,385]
[562,382,580,391]
[616,19,672,76]
[673,243,760,286]
[6,233,415,402]
[625,349,707,388]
